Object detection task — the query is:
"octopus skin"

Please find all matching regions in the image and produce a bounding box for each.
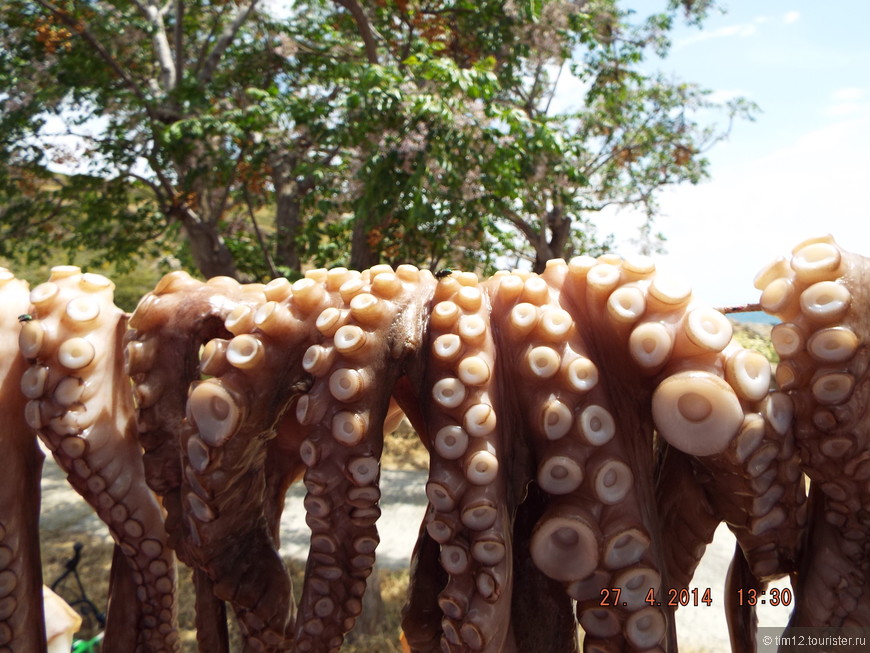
[18,266,179,652]
[0,269,47,653]
[756,235,870,628]
[4,239,866,652]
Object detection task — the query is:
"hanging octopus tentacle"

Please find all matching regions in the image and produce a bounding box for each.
[756,235,870,627]
[504,256,678,653]
[413,271,517,653]
[0,269,47,653]
[182,270,346,650]
[19,266,178,652]
[126,271,254,652]
[291,264,435,651]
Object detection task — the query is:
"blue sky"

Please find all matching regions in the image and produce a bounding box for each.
[593,1,870,307]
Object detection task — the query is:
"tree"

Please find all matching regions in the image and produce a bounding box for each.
[0,0,752,279]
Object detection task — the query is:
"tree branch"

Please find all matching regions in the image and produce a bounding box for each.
[198,0,260,84]
[143,0,176,91]
[243,185,279,279]
[333,0,379,64]
[33,0,160,123]
[174,0,185,88]
[718,303,762,315]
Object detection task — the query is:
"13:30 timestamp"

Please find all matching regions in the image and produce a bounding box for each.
[736,587,792,606]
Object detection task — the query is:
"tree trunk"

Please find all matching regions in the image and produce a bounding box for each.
[533,205,571,273]
[350,215,378,271]
[272,154,307,276]
[179,215,239,279]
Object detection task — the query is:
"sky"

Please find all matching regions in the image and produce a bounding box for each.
[588,1,870,308]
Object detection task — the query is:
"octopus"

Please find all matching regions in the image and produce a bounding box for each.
[0,234,865,652]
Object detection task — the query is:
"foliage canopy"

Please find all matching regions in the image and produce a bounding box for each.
[0,0,753,279]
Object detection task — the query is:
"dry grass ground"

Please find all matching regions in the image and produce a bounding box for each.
[42,534,411,652]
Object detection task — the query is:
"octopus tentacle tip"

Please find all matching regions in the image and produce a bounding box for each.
[433,333,463,362]
[464,446,499,485]
[508,302,538,337]
[587,263,621,293]
[685,306,732,353]
[58,337,97,370]
[565,356,598,392]
[811,372,855,405]
[189,381,241,446]
[30,281,59,306]
[349,292,385,325]
[434,425,469,459]
[578,405,615,446]
[329,368,366,402]
[607,286,646,324]
[791,240,842,282]
[49,265,80,280]
[18,320,46,358]
[226,334,265,370]
[807,326,859,362]
[457,355,491,386]
[462,403,496,437]
[629,322,673,369]
[432,378,466,409]
[593,459,633,505]
[726,349,771,402]
[458,314,486,342]
[540,398,573,440]
[771,322,805,358]
[653,371,743,456]
[538,456,583,495]
[625,607,666,649]
[530,511,600,582]
[332,411,367,446]
[800,280,851,322]
[527,346,560,378]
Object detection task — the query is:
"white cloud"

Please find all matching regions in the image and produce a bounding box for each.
[708,88,752,104]
[783,11,801,24]
[831,87,866,101]
[675,16,772,49]
[824,87,869,117]
[595,113,870,307]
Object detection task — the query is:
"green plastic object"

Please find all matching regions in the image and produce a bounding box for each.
[71,633,103,652]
